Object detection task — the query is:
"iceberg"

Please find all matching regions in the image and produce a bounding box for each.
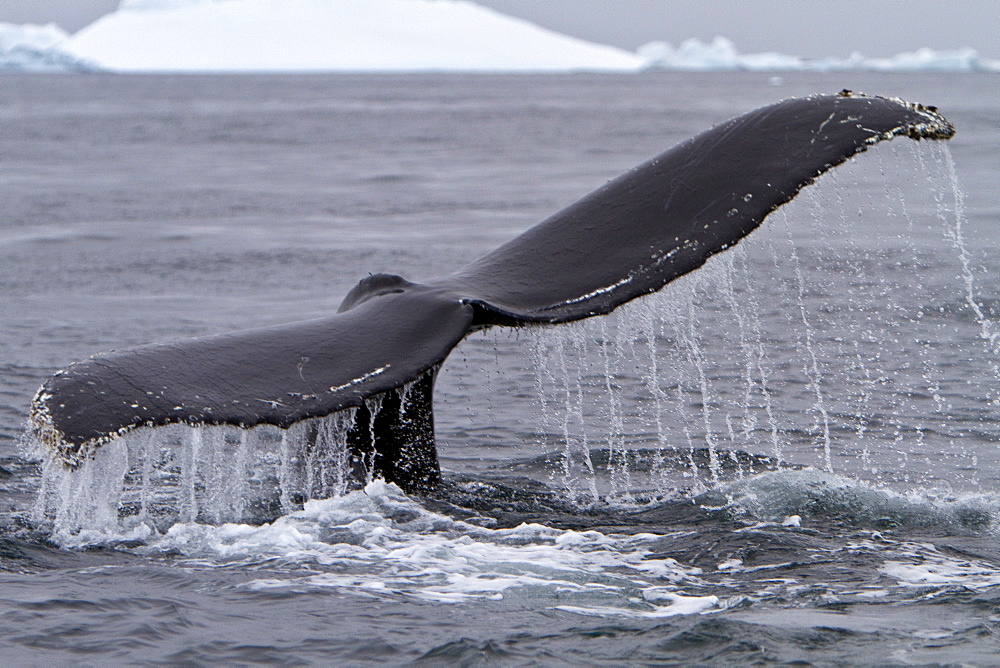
[0,22,98,72]
[639,37,1000,73]
[63,0,645,73]
[861,47,991,72]
[0,22,67,52]
[3,2,995,75]
[637,37,802,71]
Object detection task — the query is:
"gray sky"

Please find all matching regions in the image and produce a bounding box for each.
[2,0,997,59]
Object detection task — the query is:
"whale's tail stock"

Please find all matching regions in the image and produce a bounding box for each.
[29,92,954,493]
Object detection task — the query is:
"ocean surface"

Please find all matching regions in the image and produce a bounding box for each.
[1,72,998,664]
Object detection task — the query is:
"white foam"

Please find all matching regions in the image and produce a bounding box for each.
[882,550,1000,589]
[717,558,743,571]
[33,463,1000,615]
[128,480,715,615]
[556,593,720,618]
[190,481,994,613]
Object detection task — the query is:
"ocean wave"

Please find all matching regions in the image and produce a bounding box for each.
[27,469,999,617]
[704,468,999,534]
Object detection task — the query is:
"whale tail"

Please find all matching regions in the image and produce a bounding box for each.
[29,92,954,493]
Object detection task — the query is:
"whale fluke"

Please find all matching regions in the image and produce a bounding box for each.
[32,280,472,491]
[29,92,954,493]
[442,92,953,323]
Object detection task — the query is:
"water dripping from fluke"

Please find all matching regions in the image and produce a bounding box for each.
[31,375,435,537]
[25,92,997,539]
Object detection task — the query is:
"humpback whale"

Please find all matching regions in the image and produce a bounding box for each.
[29,92,954,494]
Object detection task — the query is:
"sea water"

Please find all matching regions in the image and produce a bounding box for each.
[1,72,998,664]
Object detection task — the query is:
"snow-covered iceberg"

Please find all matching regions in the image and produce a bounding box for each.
[859,46,993,72]
[638,37,1000,73]
[63,0,645,72]
[0,22,98,72]
[637,37,802,71]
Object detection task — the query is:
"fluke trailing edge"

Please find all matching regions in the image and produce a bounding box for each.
[29,92,954,493]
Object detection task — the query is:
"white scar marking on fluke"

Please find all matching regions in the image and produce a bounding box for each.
[556,277,634,307]
[328,365,391,393]
[256,399,288,408]
[811,112,836,143]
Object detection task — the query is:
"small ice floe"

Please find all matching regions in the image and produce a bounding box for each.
[781,514,802,527]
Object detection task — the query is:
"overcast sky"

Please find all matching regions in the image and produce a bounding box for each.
[2,0,997,59]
